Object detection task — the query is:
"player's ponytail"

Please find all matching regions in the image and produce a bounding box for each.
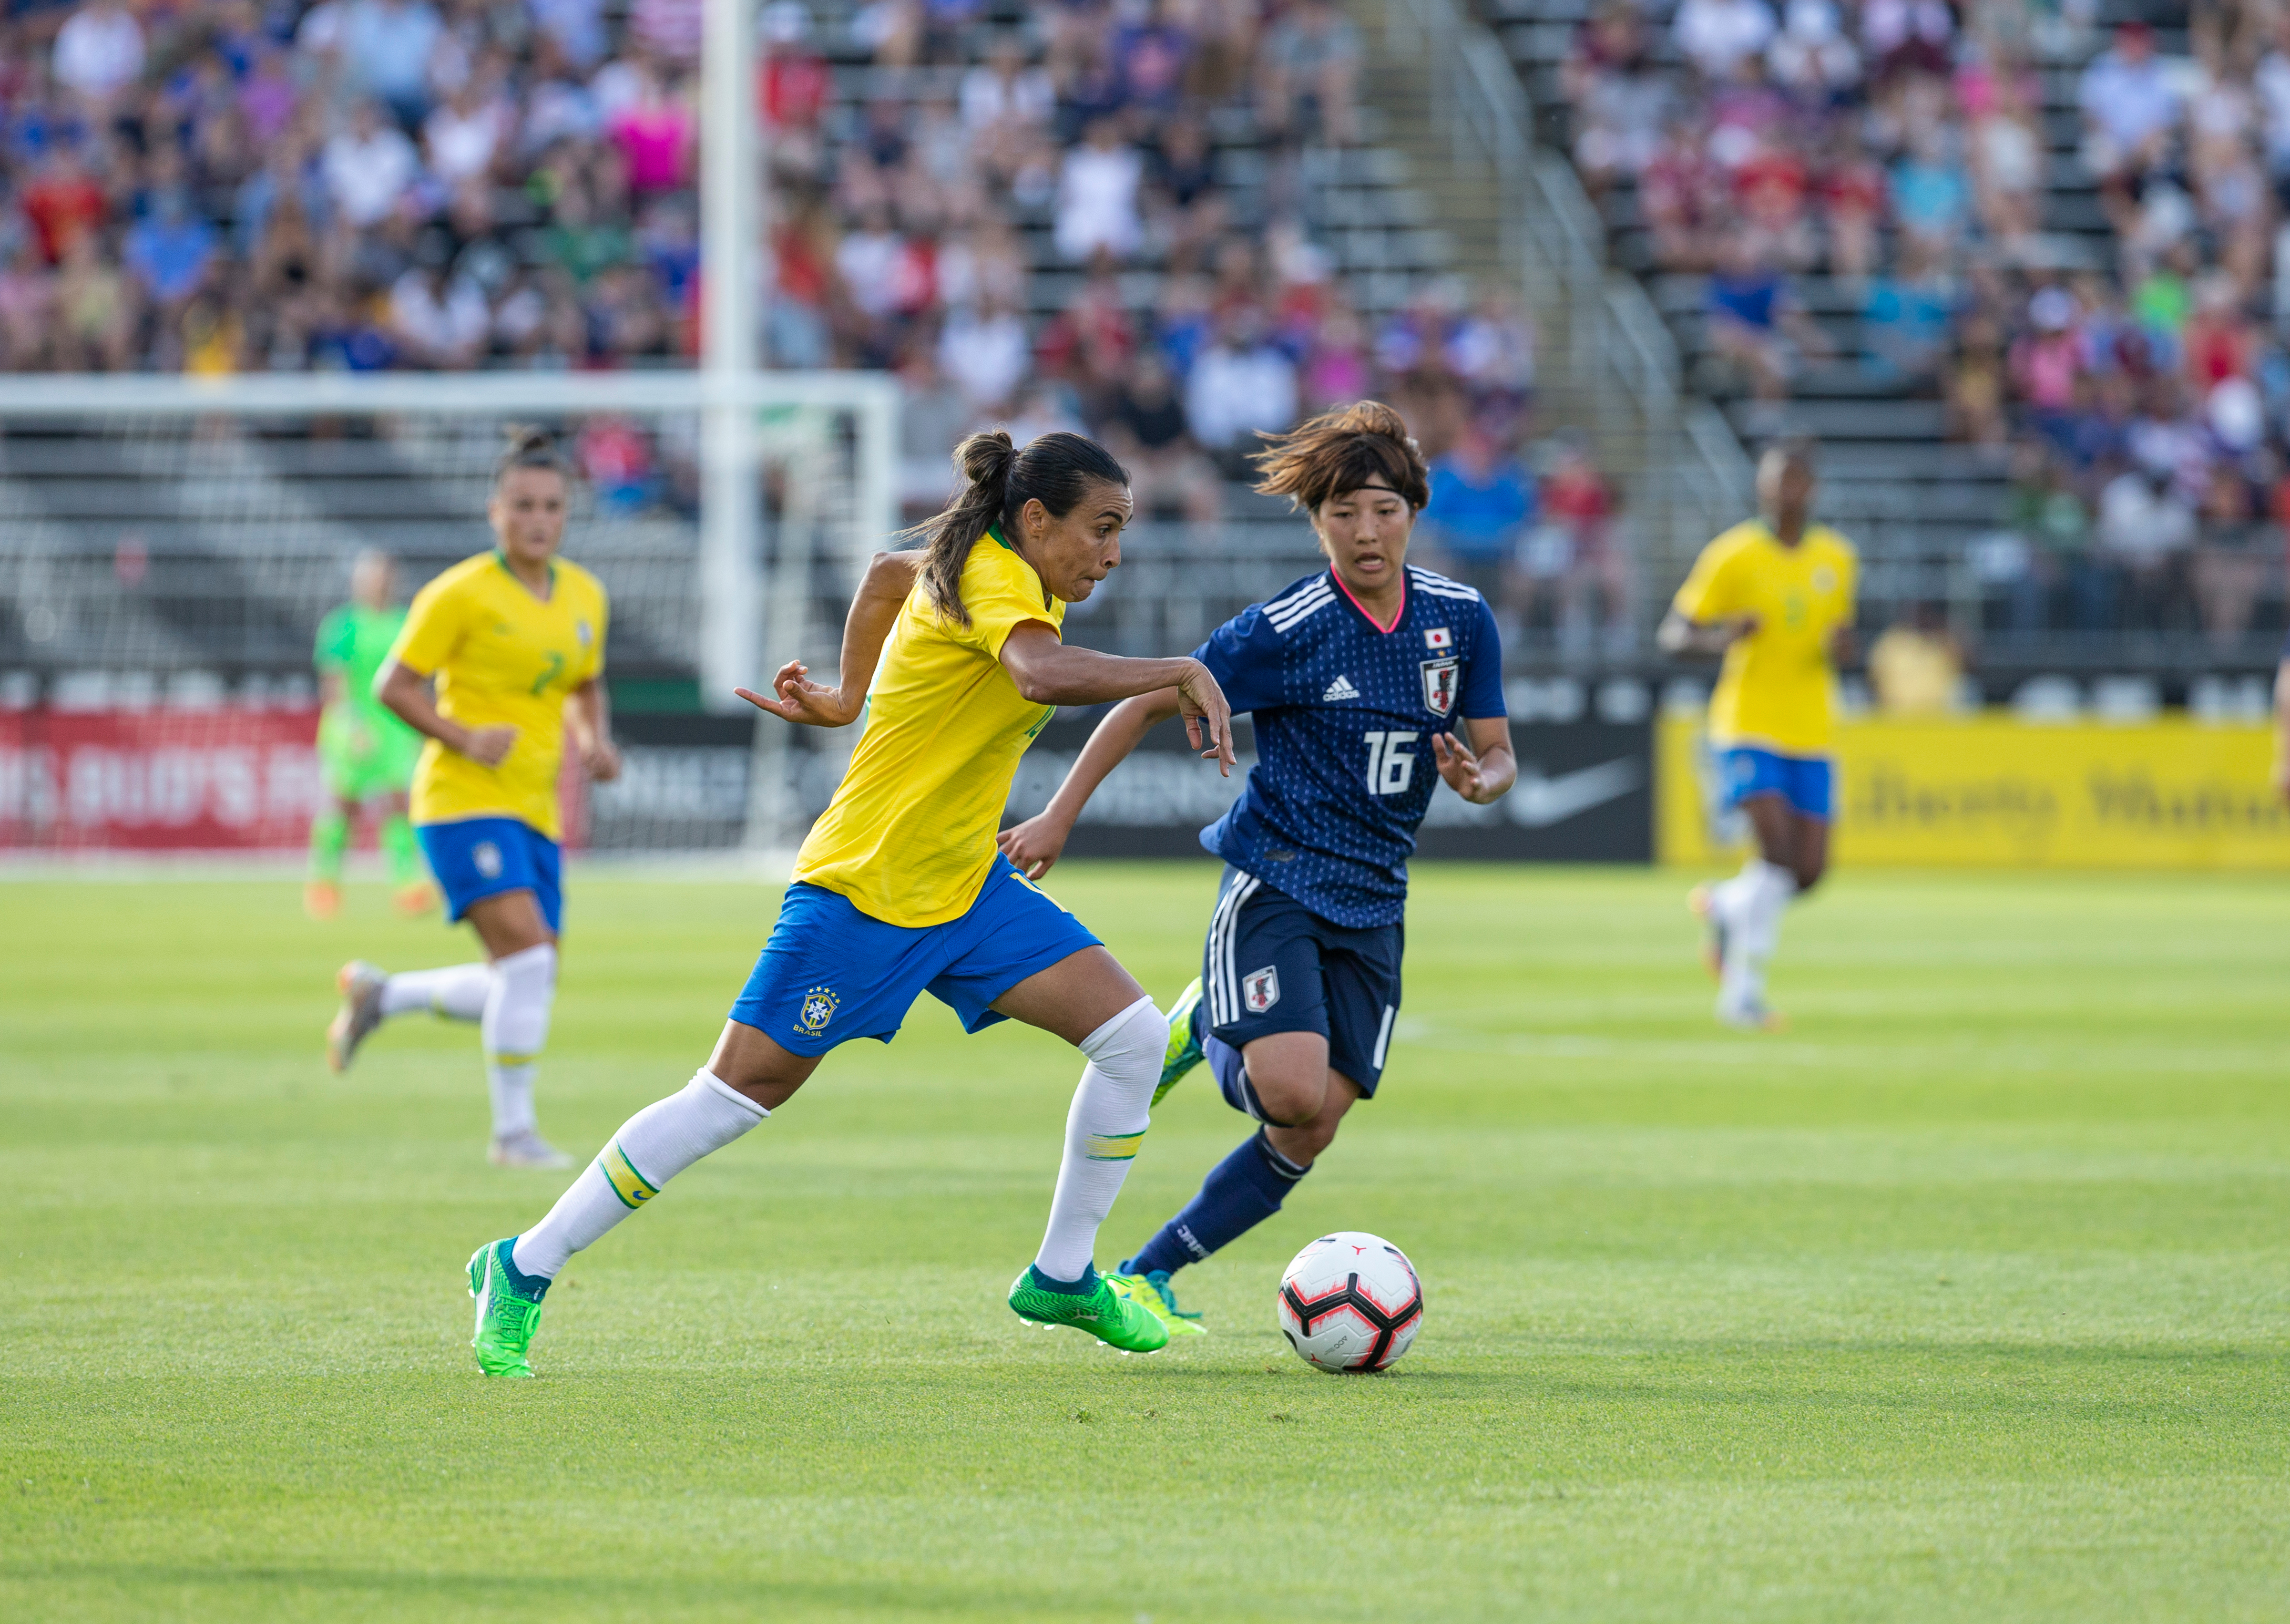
[909,428,1129,625]
[1252,400,1430,515]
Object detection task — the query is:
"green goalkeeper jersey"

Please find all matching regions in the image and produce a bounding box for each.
[315,603,421,793]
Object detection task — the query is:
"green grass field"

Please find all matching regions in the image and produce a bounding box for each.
[4,862,2287,1621]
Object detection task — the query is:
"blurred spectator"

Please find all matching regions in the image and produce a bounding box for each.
[1674,0,1775,81]
[1056,119,1143,263]
[52,0,142,107]
[342,0,443,128]
[2080,22,2179,219]
[1257,0,1358,145]
[1185,307,1298,463]
[1867,604,1965,713]
[1705,233,1830,402]
[324,100,418,228]
[1538,433,1630,656]
[1423,424,1536,599]
[939,292,1031,412]
[123,190,218,312]
[1102,352,1222,522]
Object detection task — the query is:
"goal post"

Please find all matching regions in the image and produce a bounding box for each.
[0,368,898,857]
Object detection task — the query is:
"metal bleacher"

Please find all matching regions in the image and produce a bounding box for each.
[1473,0,2195,644]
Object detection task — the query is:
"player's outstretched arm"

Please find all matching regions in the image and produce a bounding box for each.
[1432,716,1518,805]
[999,687,1185,878]
[737,550,924,727]
[998,624,1235,773]
[375,659,516,766]
[1656,607,1759,657]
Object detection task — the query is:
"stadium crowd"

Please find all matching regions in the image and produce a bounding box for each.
[0,0,1597,603]
[1559,0,2290,647]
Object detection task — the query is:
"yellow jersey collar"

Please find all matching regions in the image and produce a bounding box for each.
[494,549,558,602]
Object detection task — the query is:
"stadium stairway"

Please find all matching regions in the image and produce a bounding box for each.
[1468,0,2192,628]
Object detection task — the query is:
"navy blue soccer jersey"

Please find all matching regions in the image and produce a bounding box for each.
[1193,565,1507,927]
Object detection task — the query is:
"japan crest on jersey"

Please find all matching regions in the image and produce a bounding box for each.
[1243,965,1280,1013]
[1420,656,1460,716]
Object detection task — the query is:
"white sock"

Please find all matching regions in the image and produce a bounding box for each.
[1740,859,1798,961]
[379,962,492,1021]
[1033,995,1167,1282]
[483,944,556,1139]
[512,1070,769,1279]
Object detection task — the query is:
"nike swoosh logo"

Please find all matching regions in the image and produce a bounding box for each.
[1507,757,1645,828]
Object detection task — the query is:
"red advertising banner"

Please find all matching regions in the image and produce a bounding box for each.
[1,706,325,850]
[0,707,587,851]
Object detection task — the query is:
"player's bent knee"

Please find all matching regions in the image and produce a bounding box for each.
[1246,1070,1327,1127]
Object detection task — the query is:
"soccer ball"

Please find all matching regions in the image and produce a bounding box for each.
[1277,1231,1423,1373]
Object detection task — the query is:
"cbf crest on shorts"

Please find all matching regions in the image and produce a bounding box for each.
[1243,965,1281,1013]
[798,984,838,1036]
[1420,656,1460,717]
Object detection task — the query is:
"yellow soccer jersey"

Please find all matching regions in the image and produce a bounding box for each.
[793,533,1064,927]
[1672,520,1857,754]
[387,551,608,839]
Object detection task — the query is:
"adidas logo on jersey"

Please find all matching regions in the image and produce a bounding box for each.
[1322,674,1361,701]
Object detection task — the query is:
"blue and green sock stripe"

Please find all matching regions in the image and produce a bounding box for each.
[598,1142,660,1209]
[1082,1129,1146,1163]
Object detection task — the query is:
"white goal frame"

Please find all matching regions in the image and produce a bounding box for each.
[0,368,902,721]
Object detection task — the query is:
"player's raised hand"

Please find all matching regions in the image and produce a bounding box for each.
[1175,659,1238,776]
[461,724,518,767]
[735,661,854,728]
[997,811,1071,879]
[1432,731,1485,799]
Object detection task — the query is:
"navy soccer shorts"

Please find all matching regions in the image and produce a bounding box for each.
[730,854,1102,1056]
[416,816,563,932]
[1199,865,1403,1098]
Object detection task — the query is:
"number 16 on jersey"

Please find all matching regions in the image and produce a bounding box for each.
[1363,731,1418,797]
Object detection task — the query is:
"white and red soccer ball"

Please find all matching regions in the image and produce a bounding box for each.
[1277,1231,1423,1373]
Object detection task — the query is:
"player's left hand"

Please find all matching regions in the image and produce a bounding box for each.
[1433,731,1489,801]
[736,661,854,728]
[996,811,1071,879]
[582,738,622,782]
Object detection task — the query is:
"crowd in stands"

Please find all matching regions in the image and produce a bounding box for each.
[1560,0,2290,649]
[1,0,1589,603]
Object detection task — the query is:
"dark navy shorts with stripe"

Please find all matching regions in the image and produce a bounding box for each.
[1199,865,1404,1098]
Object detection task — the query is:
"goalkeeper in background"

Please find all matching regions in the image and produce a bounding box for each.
[307,550,433,920]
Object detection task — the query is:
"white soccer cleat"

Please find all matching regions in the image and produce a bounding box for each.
[327,961,389,1073]
[489,1130,574,1169]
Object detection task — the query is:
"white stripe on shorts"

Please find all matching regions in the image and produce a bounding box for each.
[1209,874,1260,1025]
[1371,1004,1396,1072]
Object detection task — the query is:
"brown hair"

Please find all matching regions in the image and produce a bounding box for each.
[1251,400,1430,513]
[493,424,572,490]
[907,428,1130,625]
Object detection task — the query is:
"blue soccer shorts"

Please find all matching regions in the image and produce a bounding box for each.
[416,816,563,932]
[1199,866,1403,1099]
[1717,746,1835,821]
[730,854,1103,1055]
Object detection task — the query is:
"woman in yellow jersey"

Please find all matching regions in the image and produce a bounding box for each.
[1659,439,1858,1030]
[459,429,1238,1378]
[325,429,622,1171]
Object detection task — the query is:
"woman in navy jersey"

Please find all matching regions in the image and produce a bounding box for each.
[999,400,1518,1334]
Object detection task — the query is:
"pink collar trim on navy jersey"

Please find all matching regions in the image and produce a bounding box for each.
[1327,566,1406,633]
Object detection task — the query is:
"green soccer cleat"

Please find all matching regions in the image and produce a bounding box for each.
[467,1238,548,1379]
[1008,1266,1169,1353]
[1152,976,1207,1106]
[1108,1270,1208,1337]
